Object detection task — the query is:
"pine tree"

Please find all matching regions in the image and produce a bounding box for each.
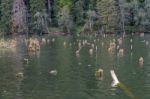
[57,0,74,33]
[29,0,47,34]
[82,10,98,34]
[0,0,13,34]
[144,0,150,31]
[58,0,71,8]
[30,0,45,16]
[71,0,84,25]
[123,0,147,32]
[58,5,73,33]
[45,0,58,26]
[0,0,1,21]
[96,0,118,33]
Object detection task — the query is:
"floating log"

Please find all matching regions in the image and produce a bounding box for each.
[110,70,120,87]
[110,70,137,99]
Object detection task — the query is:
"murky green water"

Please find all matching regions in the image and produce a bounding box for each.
[0,34,150,99]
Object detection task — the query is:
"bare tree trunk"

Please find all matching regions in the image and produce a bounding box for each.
[47,0,51,14]
[118,0,125,37]
[12,0,28,33]
[116,0,125,36]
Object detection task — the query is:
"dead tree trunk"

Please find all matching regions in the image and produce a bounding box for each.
[12,0,28,33]
[47,0,51,14]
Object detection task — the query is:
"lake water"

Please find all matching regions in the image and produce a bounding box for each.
[0,34,150,99]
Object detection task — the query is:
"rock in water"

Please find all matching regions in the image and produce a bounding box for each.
[49,70,57,76]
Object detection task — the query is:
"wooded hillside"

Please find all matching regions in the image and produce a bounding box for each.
[0,0,149,35]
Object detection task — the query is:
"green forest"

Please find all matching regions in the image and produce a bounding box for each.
[0,0,150,35]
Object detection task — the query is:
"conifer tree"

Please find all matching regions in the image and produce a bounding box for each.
[57,0,73,33]
[29,0,47,34]
[58,0,71,8]
[82,10,98,33]
[71,0,84,25]
[0,0,1,20]
[123,0,147,32]
[144,0,150,30]
[58,5,73,33]
[96,0,118,33]
[0,0,13,34]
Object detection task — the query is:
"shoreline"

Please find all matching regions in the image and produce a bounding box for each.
[0,31,150,38]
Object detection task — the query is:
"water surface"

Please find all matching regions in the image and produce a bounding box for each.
[0,34,150,99]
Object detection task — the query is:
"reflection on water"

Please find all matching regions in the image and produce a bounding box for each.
[0,34,150,99]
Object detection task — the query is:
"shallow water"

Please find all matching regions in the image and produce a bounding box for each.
[0,34,150,99]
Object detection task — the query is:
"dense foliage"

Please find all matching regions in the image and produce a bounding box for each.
[0,0,13,34]
[0,0,149,35]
